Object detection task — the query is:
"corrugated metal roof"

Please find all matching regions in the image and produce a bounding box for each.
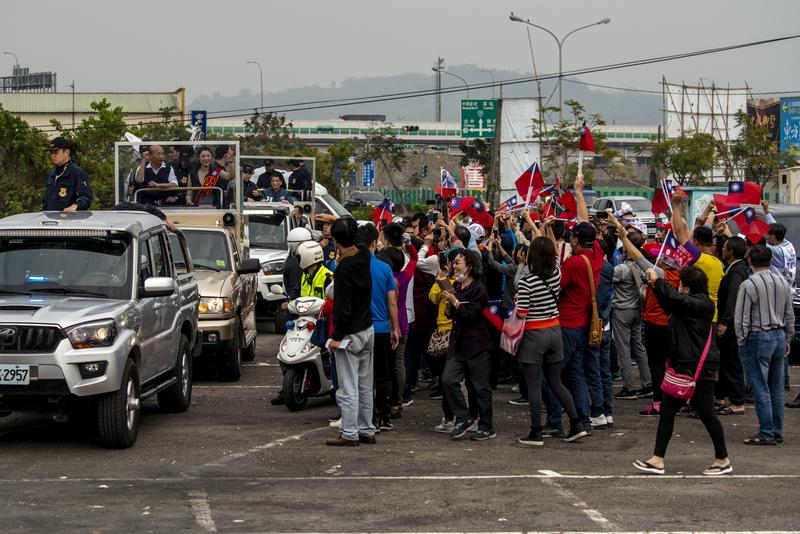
[0,90,183,113]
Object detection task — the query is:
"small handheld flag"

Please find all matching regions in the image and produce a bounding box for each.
[514,161,544,202]
[578,121,595,176]
[372,198,394,228]
[440,168,459,198]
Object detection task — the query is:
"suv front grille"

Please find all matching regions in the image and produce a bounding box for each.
[0,326,64,354]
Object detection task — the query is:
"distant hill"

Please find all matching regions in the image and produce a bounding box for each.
[189,64,661,126]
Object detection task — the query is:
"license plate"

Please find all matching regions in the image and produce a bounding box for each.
[0,364,30,385]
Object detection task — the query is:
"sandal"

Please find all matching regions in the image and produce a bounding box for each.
[703,464,733,476]
[633,459,665,475]
[716,406,745,416]
[743,434,776,446]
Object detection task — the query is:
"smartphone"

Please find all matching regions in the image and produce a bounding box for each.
[596,210,609,219]
[427,213,438,224]
[437,278,454,292]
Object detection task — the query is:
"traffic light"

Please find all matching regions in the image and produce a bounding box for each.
[421,164,428,177]
[403,125,420,132]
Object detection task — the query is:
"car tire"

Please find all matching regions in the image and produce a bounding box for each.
[219,319,242,382]
[274,307,289,335]
[241,326,256,362]
[96,358,140,449]
[283,367,308,411]
[158,335,193,412]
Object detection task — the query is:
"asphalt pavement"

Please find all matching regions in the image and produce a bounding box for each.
[1,321,799,533]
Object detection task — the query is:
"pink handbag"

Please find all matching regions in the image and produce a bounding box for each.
[500,313,525,355]
[661,328,713,400]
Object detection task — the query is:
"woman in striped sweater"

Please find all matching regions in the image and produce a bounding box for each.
[516,236,588,446]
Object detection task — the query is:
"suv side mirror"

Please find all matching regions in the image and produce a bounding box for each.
[143,277,177,297]
[237,258,261,275]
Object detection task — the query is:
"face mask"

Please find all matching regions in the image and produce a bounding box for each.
[456,272,467,283]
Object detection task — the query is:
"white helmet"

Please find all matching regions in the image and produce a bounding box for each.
[297,241,324,270]
[287,227,313,253]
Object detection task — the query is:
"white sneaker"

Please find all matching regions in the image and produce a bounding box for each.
[329,418,341,428]
[511,384,520,393]
[590,415,607,428]
[605,415,614,427]
[435,418,455,433]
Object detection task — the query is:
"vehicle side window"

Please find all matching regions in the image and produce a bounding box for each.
[149,235,169,278]
[139,238,153,291]
[167,234,188,275]
[229,233,240,266]
[315,198,331,215]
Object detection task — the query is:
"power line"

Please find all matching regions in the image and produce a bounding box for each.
[34,32,800,133]
[564,77,800,96]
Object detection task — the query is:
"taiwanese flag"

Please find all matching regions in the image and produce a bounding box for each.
[514,161,544,200]
[372,198,394,227]
[498,196,519,212]
[651,179,684,216]
[467,198,494,227]
[733,206,770,244]
[554,190,578,220]
[450,195,475,217]
[482,302,504,331]
[713,193,741,220]
[727,181,761,205]
[661,232,698,269]
[579,121,595,153]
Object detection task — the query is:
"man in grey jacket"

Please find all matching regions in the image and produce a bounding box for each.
[612,230,652,400]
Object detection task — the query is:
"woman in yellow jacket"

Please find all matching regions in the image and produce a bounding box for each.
[429,248,479,433]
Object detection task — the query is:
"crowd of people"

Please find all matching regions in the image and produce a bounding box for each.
[273,175,797,477]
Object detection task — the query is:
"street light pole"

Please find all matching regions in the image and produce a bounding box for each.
[433,64,470,99]
[64,80,76,128]
[2,51,20,68]
[246,60,264,111]
[480,69,496,99]
[509,13,611,124]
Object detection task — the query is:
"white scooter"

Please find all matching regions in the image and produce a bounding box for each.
[271,286,334,411]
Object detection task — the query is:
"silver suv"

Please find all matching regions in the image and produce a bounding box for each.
[592,196,657,235]
[0,211,200,448]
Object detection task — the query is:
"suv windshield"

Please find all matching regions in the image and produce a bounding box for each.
[622,199,652,212]
[0,235,132,299]
[358,192,384,202]
[321,194,352,217]
[248,213,288,250]
[182,230,231,272]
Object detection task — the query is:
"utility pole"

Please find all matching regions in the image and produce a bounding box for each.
[432,57,444,122]
[64,80,76,128]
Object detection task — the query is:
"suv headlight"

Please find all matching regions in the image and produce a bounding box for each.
[66,320,117,349]
[261,260,285,275]
[199,297,232,314]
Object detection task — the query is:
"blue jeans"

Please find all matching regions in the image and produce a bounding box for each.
[591,328,613,417]
[546,327,590,428]
[583,332,605,418]
[333,327,376,441]
[739,329,786,440]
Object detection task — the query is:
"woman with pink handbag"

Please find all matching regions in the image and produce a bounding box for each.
[516,237,588,447]
[633,266,732,476]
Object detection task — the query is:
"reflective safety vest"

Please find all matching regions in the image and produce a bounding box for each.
[300,264,332,299]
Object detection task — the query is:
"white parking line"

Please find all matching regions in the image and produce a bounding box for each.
[203,425,329,468]
[187,491,217,532]
[242,362,279,367]
[541,477,617,530]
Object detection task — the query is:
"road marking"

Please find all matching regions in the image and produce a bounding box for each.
[537,469,563,477]
[242,362,279,367]
[187,491,217,532]
[192,384,283,389]
[541,477,617,530]
[2,473,799,483]
[203,425,330,468]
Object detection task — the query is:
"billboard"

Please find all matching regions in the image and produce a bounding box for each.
[497,98,540,202]
[780,97,800,152]
[747,99,780,144]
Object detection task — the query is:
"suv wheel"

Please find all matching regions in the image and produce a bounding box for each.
[219,319,242,381]
[97,358,140,448]
[158,335,193,412]
[283,367,308,411]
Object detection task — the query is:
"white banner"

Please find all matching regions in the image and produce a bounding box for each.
[498,98,541,203]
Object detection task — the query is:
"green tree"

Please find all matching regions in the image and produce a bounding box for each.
[730,109,798,189]
[239,111,305,154]
[647,132,718,186]
[531,99,631,188]
[52,99,128,208]
[360,124,409,214]
[0,104,50,216]
[316,140,358,200]
[131,106,190,141]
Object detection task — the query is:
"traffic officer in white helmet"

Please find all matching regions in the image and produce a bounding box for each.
[297,241,333,300]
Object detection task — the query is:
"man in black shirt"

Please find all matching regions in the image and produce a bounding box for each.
[169,146,195,205]
[42,137,93,211]
[326,217,374,446]
[287,158,312,201]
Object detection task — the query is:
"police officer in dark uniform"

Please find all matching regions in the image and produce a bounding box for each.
[287,158,312,201]
[170,146,195,205]
[43,137,93,212]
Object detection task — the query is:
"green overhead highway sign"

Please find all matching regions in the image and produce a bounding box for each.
[461,99,497,139]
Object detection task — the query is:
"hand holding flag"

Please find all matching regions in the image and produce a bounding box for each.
[578,121,595,176]
[733,206,770,244]
[514,161,544,203]
[372,198,394,228]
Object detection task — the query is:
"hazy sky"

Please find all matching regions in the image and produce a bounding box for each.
[5,0,800,102]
